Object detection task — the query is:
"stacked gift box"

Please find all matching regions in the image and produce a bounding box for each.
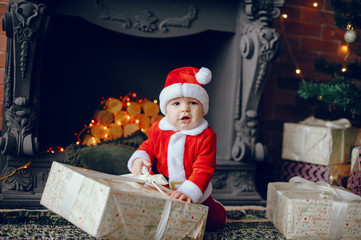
[277,116,356,188]
[267,117,361,239]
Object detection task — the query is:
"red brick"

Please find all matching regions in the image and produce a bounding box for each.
[0,51,5,67]
[0,2,8,18]
[275,105,314,122]
[301,38,340,53]
[287,0,325,8]
[0,68,4,84]
[322,25,346,41]
[262,89,296,105]
[282,20,322,37]
[0,35,6,52]
[302,8,335,25]
[281,5,303,21]
[320,53,348,63]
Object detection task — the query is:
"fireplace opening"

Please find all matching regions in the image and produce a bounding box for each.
[38,15,234,151]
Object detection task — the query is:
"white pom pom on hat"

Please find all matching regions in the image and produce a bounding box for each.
[159,66,212,115]
[195,67,212,85]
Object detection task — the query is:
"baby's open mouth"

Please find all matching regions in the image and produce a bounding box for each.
[181,116,190,120]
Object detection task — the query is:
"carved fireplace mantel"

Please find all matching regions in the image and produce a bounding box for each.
[0,0,283,208]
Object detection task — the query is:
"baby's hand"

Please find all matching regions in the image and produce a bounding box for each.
[167,190,192,203]
[132,158,152,175]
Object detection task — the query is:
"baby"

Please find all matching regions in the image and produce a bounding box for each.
[127,66,227,231]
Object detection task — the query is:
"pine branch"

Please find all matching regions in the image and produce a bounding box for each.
[297,78,361,115]
[314,57,361,80]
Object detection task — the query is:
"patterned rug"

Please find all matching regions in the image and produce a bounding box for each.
[0,206,286,239]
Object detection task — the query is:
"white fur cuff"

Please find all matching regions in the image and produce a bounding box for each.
[127,150,151,173]
[177,180,203,203]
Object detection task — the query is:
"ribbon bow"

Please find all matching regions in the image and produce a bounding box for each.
[109,167,172,240]
[111,167,170,197]
[286,177,361,240]
[300,116,351,129]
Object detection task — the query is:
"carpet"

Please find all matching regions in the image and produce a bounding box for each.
[0,206,286,240]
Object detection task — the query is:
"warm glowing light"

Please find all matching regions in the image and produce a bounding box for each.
[313,2,318,7]
[127,115,131,120]
[76,141,80,145]
[282,14,288,19]
[51,150,55,153]
[340,44,349,54]
[91,120,95,123]
[117,121,121,125]
[153,100,158,104]
[341,67,347,72]
[295,68,301,75]
[127,102,131,106]
[104,126,107,130]
[60,148,65,152]
[132,93,137,98]
[89,123,93,127]
[135,119,140,124]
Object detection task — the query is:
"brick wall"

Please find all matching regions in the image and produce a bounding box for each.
[0,0,7,130]
[256,0,361,196]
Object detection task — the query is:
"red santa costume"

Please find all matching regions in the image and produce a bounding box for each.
[128,66,227,231]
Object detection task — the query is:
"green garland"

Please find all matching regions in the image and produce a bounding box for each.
[297,77,361,116]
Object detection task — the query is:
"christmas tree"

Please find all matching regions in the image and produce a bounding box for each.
[297,0,361,116]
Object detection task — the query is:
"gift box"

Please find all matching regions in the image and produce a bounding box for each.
[41,161,208,240]
[282,117,356,166]
[351,146,361,171]
[348,146,361,196]
[277,159,350,188]
[266,177,361,240]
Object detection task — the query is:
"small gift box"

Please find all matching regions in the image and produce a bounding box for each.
[277,159,350,188]
[348,147,361,197]
[41,161,208,240]
[282,117,356,166]
[351,146,361,171]
[266,177,361,240]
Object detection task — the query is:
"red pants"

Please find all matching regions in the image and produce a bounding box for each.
[201,196,227,232]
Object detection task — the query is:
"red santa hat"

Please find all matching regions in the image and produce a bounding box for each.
[159,66,212,115]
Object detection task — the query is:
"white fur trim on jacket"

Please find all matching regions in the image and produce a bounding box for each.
[167,132,187,186]
[159,83,209,115]
[127,150,151,173]
[177,180,212,203]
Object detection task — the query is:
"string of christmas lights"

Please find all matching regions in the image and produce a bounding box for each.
[0,160,32,182]
[279,1,358,77]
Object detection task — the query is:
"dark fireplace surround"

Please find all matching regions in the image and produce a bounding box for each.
[0,0,284,207]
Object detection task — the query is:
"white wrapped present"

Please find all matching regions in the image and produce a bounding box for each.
[282,117,356,165]
[40,161,208,239]
[266,177,361,240]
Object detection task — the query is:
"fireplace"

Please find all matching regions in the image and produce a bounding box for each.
[0,0,284,208]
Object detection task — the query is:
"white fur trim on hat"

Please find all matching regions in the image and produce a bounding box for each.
[159,83,209,115]
[195,67,212,85]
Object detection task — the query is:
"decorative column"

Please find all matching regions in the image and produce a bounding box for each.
[0,0,51,207]
[212,0,284,205]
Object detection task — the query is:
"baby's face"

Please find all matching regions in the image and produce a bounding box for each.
[165,97,204,131]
